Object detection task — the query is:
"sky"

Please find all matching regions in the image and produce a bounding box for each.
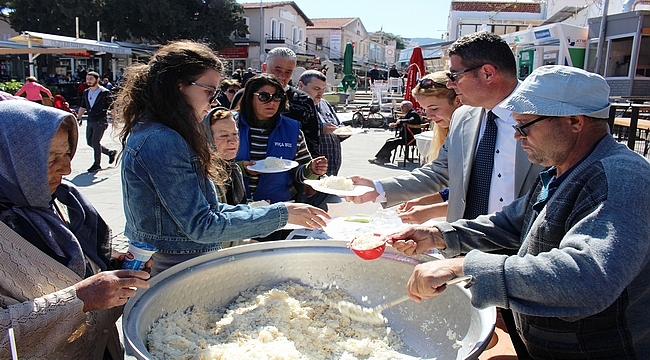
[241,0,453,40]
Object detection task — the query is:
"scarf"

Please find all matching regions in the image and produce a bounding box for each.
[203,109,247,205]
[0,100,109,277]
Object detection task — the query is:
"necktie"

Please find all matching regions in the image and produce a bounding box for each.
[464,111,498,219]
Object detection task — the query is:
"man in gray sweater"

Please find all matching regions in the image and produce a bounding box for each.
[390,66,650,359]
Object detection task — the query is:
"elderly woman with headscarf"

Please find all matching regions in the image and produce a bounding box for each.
[0,100,150,359]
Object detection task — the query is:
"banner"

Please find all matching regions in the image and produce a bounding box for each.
[385,45,396,64]
[329,30,341,60]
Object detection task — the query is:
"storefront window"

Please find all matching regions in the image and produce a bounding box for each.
[460,24,478,37]
[606,36,633,77]
[586,40,607,76]
[635,35,649,77]
[56,58,72,77]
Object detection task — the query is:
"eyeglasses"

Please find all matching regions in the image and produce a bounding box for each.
[253,91,284,103]
[192,82,219,103]
[446,63,487,82]
[512,115,554,137]
[226,88,238,94]
[417,78,447,89]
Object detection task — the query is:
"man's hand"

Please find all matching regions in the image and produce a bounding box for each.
[322,123,338,135]
[344,175,379,203]
[309,156,328,175]
[407,258,465,302]
[74,270,151,312]
[387,226,445,256]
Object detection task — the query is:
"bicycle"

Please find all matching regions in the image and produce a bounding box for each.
[351,103,387,128]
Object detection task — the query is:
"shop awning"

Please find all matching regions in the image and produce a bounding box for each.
[8,31,131,55]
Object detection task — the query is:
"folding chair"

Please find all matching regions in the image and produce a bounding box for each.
[392,123,428,166]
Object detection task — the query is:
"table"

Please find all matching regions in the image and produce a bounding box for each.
[414,130,433,160]
[613,117,650,156]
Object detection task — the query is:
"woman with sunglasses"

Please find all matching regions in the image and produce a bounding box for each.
[397,71,462,224]
[215,79,241,109]
[115,41,329,275]
[234,74,328,209]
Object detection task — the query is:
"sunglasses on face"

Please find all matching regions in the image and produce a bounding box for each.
[445,63,487,82]
[512,115,554,137]
[192,82,219,103]
[417,78,447,89]
[226,88,238,94]
[253,91,284,103]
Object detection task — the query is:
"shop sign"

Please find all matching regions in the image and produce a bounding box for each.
[534,29,552,40]
[64,52,91,57]
[280,10,296,22]
[219,46,249,59]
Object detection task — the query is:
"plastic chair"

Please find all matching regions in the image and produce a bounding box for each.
[388,78,402,94]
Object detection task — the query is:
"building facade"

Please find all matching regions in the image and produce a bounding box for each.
[229,1,314,75]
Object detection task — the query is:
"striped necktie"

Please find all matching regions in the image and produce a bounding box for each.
[464,110,498,219]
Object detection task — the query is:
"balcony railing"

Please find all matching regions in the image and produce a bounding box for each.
[266,37,287,44]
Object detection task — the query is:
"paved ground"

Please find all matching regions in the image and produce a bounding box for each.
[67,108,420,357]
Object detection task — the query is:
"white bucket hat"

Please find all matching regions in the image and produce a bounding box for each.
[501,65,611,119]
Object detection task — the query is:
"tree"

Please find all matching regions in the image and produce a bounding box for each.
[1,0,247,50]
[103,0,247,49]
[382,32,406,50]
[1,0,102,37]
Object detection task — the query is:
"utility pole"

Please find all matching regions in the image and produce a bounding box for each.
[259,0,264,66]
[594,0,609,75]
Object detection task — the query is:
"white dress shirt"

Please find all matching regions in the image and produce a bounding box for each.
[480,103,517,214]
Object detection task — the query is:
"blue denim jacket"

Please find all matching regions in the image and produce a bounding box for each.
[121,121,288,254]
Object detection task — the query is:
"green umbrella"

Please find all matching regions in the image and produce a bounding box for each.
[341,42,356,93]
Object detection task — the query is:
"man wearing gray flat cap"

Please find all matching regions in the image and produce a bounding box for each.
[389,65,650,359]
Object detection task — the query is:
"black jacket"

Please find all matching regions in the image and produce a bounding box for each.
[81,86,112,123]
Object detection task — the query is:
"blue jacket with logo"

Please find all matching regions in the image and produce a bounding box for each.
[236,114,300,203]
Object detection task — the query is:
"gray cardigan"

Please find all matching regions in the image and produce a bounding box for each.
[437,135,650,357]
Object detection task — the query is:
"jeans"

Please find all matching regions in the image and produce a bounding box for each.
[86,121,111,166]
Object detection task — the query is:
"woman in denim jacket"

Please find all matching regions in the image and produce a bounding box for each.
[114,41,329,276]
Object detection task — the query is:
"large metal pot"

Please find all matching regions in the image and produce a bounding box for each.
[123,240,495,359]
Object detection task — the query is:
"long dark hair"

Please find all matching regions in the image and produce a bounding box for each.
[234,73,287,122]
[115,40,224,181]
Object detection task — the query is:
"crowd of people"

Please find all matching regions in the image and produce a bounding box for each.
[1,30,649,359]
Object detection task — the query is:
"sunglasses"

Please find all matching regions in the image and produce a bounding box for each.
[512,115,554,137]
[226,88,238,94]
[253,91,284,103]
[417,78,447,89]
[192,82,219,103]
[446,63,487,82]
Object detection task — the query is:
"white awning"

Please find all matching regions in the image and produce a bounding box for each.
[9,31,131,55]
